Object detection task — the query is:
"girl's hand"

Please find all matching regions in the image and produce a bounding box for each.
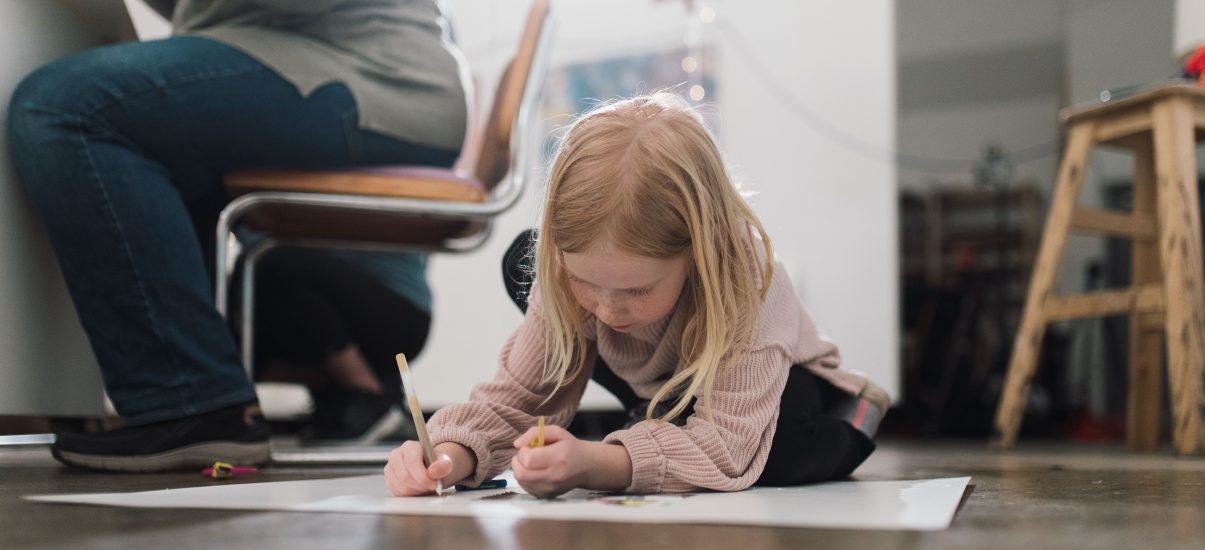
[511,424,590,498]
[383,440,455,496]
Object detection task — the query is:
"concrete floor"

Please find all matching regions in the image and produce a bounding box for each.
[2,439,1204,549]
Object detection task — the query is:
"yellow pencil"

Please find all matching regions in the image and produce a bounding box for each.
[529,415,545,448]
[396,353,441,496]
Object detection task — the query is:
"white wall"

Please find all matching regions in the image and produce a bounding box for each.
[713,1,898,402]
[0,1,107,416]
[1175,0,1205,56]
[419,0,898,407]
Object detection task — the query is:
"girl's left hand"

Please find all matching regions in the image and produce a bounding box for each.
[511,424,589,498]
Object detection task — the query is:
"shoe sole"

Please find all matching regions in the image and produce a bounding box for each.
[52,441,271,473]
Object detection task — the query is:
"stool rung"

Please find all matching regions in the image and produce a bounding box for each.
[1093,107,1151,144]
[1045,285,1164,321]
[1069,208,1157,241]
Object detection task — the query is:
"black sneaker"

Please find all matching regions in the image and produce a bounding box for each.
[301,390,417,445]
[51,402,271,472]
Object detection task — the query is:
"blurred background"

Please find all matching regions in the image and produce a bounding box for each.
[2,0,1203,444]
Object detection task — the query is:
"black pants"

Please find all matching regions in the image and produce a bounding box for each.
[755,367,876,485]
[252,247,431,390]
[501,230,874,485]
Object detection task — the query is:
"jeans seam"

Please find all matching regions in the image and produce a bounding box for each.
[73,112,184,399]
[81,64,276,120]
[14,64,277,125]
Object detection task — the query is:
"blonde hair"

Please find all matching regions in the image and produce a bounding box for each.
[534,93,775,422]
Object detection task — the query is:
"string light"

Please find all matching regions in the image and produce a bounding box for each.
[683,2,708,102]
[718,22,1058,173]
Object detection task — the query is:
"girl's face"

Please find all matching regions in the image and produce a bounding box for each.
[561,242,691,333]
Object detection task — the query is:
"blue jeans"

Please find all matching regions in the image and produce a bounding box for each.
[6,36,458,424]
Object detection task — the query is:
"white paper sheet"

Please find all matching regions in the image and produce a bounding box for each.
[27,473,970,531]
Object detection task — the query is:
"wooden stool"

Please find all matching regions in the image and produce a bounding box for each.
[992,82,1205,455]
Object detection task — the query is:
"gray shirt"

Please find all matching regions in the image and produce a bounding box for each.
[148,0,468,151]
[149,0,469,313]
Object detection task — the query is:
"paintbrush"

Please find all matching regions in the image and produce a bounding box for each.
[395,353,442,496]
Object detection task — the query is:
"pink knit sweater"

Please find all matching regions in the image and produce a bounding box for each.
[426,260,868,494]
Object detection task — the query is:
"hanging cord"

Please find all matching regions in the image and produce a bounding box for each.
[716,21,1060,175]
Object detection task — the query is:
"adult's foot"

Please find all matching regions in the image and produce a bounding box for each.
[51,402,271,472]
[301,390,417,445]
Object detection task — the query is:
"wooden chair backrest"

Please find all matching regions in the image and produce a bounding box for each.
[473,0,551,190]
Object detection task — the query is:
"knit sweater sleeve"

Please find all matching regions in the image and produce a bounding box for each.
[426,291,593,487]
[602,344,792,494]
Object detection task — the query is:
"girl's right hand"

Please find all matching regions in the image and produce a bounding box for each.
[384,440,455,496]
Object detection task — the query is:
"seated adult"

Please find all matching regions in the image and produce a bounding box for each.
[6,0,467,471]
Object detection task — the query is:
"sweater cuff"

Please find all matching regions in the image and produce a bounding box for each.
[430,427,495,488]
[604,426,666,494]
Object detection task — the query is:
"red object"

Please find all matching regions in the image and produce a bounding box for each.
[201,462,259,479]
[1063,412,1126,443]
[1184,45,1205,85]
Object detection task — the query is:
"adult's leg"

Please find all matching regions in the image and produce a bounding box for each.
[7,36,455,425]
[253,247,432,392]
[756,367,876,486]
[253,247,432,441]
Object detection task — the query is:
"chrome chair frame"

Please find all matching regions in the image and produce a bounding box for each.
[214,5,555,376]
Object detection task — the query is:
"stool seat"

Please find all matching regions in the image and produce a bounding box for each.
[1063,82,1205,123]
[993,80,1205,455]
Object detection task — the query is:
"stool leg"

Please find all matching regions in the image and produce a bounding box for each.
[1128,142,1163,452]
[1152,98,1205,455]
[993,123,1096,449]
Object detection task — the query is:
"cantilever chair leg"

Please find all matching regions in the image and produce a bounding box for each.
[209,0,554,456]
[238,241,277,379]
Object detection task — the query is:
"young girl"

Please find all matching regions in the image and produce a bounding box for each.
[384,93,888,498]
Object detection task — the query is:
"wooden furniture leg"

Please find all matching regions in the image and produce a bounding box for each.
[1151,97,1205,455]
[1128,142,1164,452]
[992,123,1097,448]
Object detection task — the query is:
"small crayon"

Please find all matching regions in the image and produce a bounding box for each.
[202,461,258,479]
[529,415,545,448]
